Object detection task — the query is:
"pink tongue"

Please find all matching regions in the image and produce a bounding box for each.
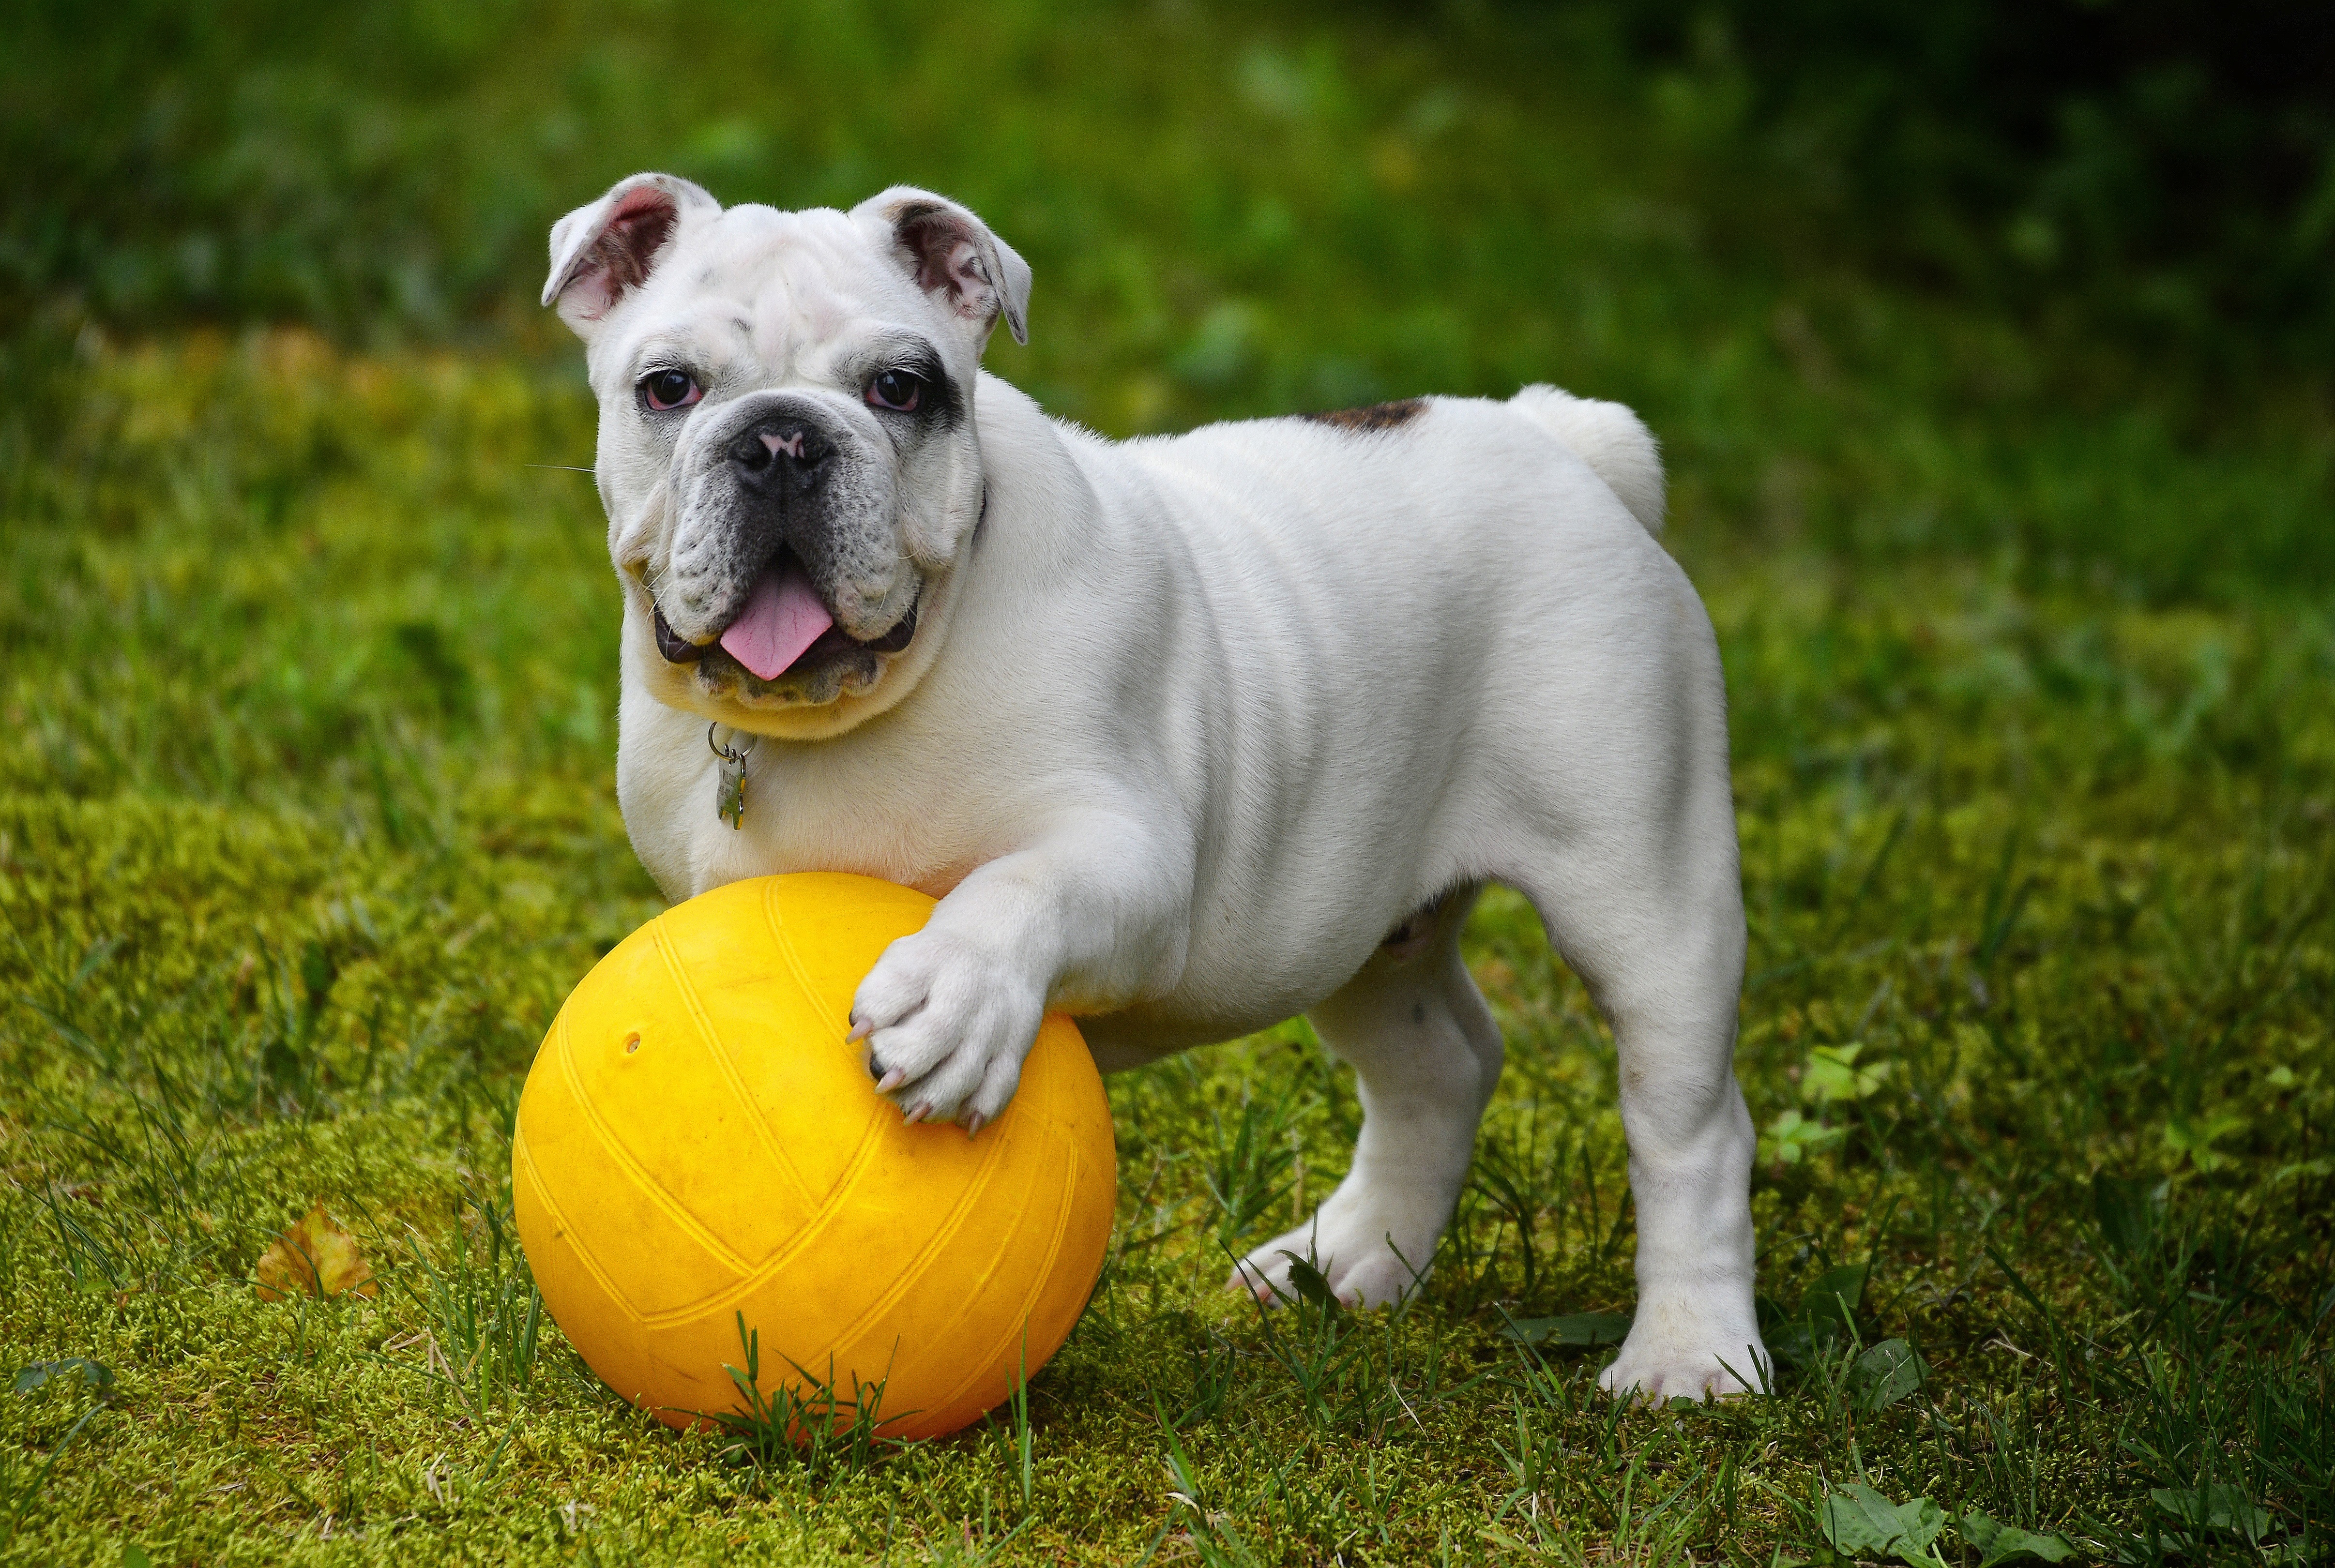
[719,560,834,681]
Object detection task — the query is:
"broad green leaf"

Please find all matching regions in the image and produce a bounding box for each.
[2150,1484,2270,1538]
[13,1357,114,1397]
[1501,1312,1632,1348]
[1760,1107,1846,1165]
[1822,1483,1910,1554]
[1961,1510,2074,1567]
[1890,1495,1947,1556]
[2089,1174,2159,1257]
[1803,1263,1869,1329]
[1852,1338,1928,1410]
[1803,1042,1891,1103]
[2162,1114,2248,1173]
[1823,1485,1948,1568]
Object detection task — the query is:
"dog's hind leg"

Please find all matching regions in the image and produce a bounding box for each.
[1230,884,1503,1308]
[1506,769,1769,1401]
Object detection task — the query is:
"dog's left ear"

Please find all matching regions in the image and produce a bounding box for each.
[542,173,721,339]
[851,187,1031,347]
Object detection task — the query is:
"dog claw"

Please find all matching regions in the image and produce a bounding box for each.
[876,1068,908,1093]
[902,1102,930,1125]
[963,1112,986,1138]
[845,1017,873,1043]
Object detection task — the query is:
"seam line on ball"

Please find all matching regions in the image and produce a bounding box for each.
[652,913,820,1213]
[764,877,854,1053]
[622,881,923,1331]
[786,1091,1019,1378]
[920,1123,1084,1428]
[760,875,905,1211]
[629,1073,897,1330]
[554,984,754,1276]
[512,1115,638,1330]
[635,1099,1012,1336]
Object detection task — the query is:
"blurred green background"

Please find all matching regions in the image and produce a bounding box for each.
[5,0,2331,593]
[11,0,2333,362]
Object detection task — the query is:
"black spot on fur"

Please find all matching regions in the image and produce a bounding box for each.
[1302,398,1426,433]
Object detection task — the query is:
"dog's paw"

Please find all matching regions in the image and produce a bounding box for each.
[1227,1193,1439,1310]
[850,927,1046,1131]
[1597,1302,1769,1403]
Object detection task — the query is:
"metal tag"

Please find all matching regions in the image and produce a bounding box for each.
[708,724,753,829]
[716,754,747,829]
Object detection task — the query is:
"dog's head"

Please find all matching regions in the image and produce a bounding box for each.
[545,174,1029,737]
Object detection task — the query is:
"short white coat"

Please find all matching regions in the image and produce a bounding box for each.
[552,176,1767,1400]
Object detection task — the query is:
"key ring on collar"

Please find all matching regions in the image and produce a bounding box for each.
[708,723,755,764]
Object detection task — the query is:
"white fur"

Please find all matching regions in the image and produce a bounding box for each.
[1509,383,1667,535]
[555,180,1768,1402]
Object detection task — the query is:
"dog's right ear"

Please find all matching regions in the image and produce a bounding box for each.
[542,173,720,339]
[850,187,1031,348]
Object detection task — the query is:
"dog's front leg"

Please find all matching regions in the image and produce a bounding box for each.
[848,816,1187,1131]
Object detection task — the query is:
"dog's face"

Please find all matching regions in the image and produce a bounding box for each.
[544,175,1030,738]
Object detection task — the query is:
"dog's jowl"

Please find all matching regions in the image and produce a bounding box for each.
[544,173,1768,1400]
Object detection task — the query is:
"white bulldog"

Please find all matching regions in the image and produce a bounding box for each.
[544,173,1768,1400]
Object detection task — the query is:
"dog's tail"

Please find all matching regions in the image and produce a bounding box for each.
[1507,384,1666,537]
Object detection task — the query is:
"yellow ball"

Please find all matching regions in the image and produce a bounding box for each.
[512,872,1116,1439]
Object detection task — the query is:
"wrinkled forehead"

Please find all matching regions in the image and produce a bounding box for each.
[599,204,940,376]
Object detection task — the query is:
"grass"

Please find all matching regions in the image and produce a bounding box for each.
[2,5,2333,1564]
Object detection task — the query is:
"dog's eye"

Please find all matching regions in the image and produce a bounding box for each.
[867,369,924,412]
[640,369,702,412]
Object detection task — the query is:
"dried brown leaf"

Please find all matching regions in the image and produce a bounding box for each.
[256,1203,378,1300]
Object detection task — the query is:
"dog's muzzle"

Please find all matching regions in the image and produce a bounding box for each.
[650,406,917,685]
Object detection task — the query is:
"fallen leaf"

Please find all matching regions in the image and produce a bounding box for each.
[256,1203,378,1300]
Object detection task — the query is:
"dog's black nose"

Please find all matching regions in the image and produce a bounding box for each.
[729,419,828,482]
